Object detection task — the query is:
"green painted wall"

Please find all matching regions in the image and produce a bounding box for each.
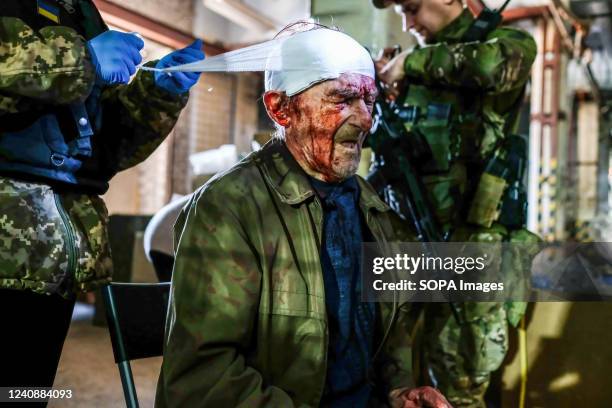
[311,0,416,56]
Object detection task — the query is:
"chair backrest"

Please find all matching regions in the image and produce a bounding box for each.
[103,282,170,363]
[108,215,154,282]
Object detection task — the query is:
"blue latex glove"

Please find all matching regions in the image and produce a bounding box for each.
[87,30,144,85]
[154,40,205,95]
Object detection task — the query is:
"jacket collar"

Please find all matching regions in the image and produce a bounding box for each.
[431,8,474,45]
[256,139,390,213]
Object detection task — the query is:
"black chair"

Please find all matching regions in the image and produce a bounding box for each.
[102,282,170,408]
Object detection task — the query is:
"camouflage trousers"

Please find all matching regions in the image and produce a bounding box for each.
[418,225,535,407]
[421,302,510,408]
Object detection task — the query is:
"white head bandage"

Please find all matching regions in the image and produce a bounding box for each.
[142,28,374,96]
[264,28,375,96]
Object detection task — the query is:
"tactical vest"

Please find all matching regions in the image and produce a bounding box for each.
[397,82,484,229]
[0,0,107,190]
[397,60,527,231]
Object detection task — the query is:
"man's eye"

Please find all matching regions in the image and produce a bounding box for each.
[402,3,418,13]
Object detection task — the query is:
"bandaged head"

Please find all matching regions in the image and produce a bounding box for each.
[264,28,375,96]
[262,28,377,183]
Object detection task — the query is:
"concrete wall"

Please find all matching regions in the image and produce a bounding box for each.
[312,0,414,56]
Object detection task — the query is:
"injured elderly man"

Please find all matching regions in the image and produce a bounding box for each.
[155,26,450,408]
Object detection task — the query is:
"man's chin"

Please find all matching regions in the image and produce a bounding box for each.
[331,158,360,181]
[335,140,362,157]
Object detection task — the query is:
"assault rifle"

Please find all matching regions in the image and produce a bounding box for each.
[367,79,443,244]
[367,86,457,313]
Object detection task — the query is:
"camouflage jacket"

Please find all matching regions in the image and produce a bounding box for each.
[0,10,188,297]
[156,140,416,407]
[382,11,539,407]
[399,8,537,227]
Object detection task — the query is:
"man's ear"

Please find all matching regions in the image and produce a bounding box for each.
[263,91,290,127]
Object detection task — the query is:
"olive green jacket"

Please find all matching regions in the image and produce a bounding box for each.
[156,140,416,407]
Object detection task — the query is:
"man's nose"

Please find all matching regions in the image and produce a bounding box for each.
[351,100,373,131]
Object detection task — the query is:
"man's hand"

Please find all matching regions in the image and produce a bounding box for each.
[154,39,205,95]
[390,386,452,408]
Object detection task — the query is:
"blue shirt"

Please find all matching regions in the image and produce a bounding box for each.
[310,176,376,408]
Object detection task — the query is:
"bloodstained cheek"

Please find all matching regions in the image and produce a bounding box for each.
[310,105,345,173]
[292,94,343,174]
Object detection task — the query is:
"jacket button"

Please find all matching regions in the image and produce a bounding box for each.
[79,117,88,126]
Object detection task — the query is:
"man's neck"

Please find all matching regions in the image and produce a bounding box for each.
[429,7,473,44]
[285,138,344,184]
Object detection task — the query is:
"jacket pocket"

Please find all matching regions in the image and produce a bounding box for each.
[61,193,112,287]
[255,292,327,406]
[259,288,326,320]
[0,177,69,293]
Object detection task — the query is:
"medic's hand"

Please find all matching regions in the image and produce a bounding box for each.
[378,48,412,87]
[374,47,409,100]
[374,47,401,75]
[87,30,144,85]
[154,40,205,95]
[390,386,452,408]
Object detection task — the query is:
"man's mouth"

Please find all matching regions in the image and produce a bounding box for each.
[334,124,365,152]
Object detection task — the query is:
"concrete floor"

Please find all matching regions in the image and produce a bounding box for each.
[51,302,612,407]
[502,302,612,407]
[50,303,161,408]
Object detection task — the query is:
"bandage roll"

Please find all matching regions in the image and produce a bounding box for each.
[142,27,374,96]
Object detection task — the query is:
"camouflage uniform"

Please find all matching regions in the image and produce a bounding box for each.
[386,9,539,407]
[0,1,188,299]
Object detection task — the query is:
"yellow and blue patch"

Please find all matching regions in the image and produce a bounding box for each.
[37,0,61,24]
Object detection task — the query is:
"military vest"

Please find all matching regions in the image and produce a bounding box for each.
[0,0,108,190]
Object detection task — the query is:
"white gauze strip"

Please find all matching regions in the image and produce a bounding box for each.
[142,28,374,96]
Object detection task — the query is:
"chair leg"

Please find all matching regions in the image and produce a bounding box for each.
[118,360,139,408]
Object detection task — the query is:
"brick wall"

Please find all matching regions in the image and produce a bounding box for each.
[104,67,263,213]
[191,74,235,152]
[233,74,262,154]
[170,72,263,194]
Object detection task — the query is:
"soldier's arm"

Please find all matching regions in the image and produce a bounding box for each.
[404,28,536,94]
[157,185,295,407]
[96,61,187,172]
[0,17,95,113]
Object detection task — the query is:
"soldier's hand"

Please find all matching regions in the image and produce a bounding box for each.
[155,39,205,94]
[374,47,401,74]
[87,30,144,85]
[378,49,411,86]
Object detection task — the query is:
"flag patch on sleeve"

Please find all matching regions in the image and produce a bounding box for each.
[37,0,60,24]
